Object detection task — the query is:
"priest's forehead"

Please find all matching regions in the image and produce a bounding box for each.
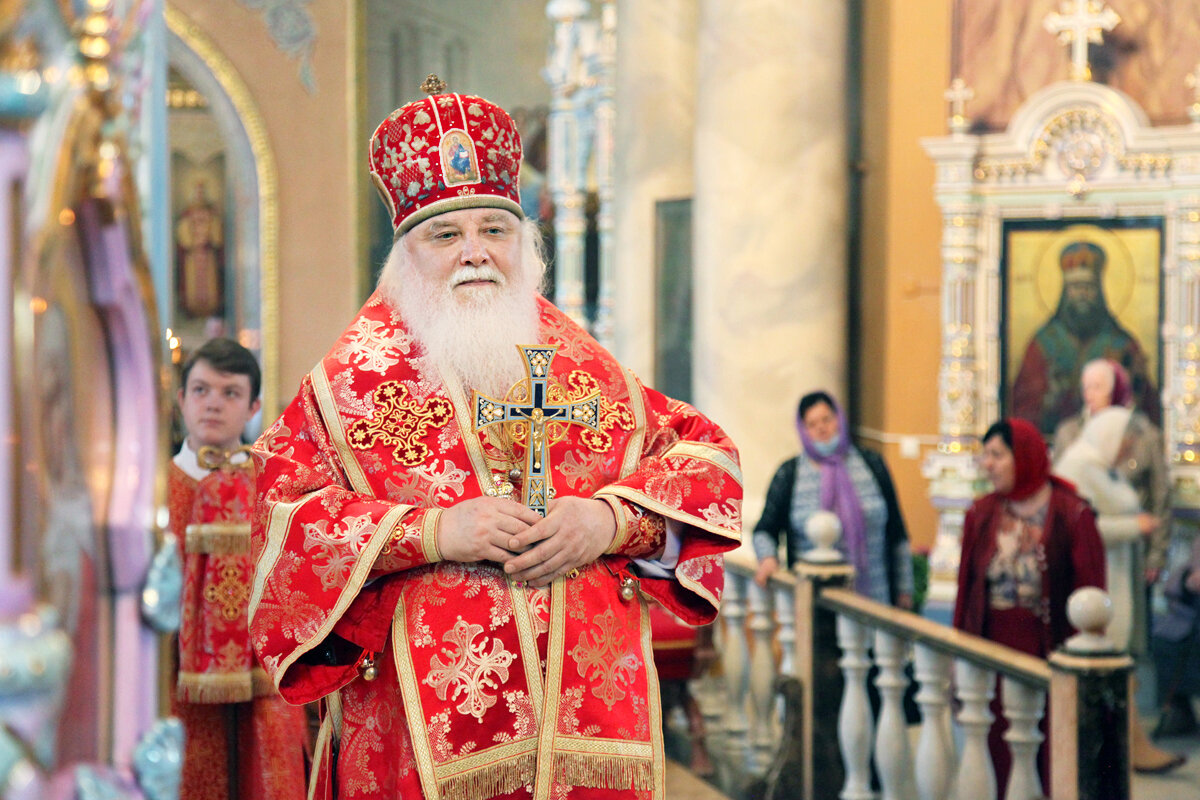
[423,209,519,231]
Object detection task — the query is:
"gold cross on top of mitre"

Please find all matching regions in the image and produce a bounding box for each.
[421,73,448,95]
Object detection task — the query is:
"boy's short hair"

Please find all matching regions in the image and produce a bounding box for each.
[181,338,261,401]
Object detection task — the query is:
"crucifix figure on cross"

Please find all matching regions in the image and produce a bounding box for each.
[473,345,602,517]
[1043,0,1120,82]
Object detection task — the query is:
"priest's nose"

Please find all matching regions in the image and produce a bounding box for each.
[460,233,488,266]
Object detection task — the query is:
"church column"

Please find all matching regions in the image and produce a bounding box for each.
[921,114,984,605]
[611,0,698,377]
[692,0,849,513]
[545,0,593,328]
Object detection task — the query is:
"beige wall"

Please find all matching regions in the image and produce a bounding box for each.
[171,0,363,417]
[859,0,951,553]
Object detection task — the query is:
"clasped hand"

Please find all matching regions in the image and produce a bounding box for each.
[437,495,616,588]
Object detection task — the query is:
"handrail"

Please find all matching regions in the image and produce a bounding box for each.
[817,587,1052,688]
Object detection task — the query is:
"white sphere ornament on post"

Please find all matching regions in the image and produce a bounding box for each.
[1063,586,1116,654]
[802,510,843,563]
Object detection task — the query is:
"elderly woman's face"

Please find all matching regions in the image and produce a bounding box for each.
[980,434,1016,495]
[1081,367,1114,414]
[803,401,840,444]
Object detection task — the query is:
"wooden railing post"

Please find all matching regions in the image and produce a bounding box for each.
[1047,651,1133,800]
[1048,586,1133,800]
[793,558,854,800]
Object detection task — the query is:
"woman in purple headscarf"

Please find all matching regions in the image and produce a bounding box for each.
[751,391,914,609]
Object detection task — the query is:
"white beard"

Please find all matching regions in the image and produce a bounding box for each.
[382,244,542,399]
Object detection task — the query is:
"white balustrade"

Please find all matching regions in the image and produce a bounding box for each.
[913,645,955,800]
[719,569,750,762]
[748,579,778,771]
[773,578,796,677]
[874,630,917,800]
[837,614,875,800]
[953,660,997,800]
[698,560,1127,800]
[1001,676,1046,800]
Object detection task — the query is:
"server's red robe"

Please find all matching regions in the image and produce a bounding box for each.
[169,459,309,800]
[249,293,741,799]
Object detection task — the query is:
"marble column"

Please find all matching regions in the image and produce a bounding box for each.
[611,0,698,378]
[692,0,849,512]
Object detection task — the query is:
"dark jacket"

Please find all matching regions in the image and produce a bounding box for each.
[754,447,910,605]
[953,481,1107,654]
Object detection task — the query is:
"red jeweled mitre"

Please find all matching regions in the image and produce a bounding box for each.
[369,74,524,237]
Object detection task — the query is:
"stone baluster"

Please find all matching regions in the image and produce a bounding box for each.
[719,570,750,761]
[794,512,852,800]
[773,579,796,677]
[748,578,777,771]
[1001,676,1045,800]
[912,645,955,800]
[836,614,875,800]
[694,612,727,749]
[953,659,997,800]
[874,630,917,800]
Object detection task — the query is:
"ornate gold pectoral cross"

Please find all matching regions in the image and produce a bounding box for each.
[472,345,602,517]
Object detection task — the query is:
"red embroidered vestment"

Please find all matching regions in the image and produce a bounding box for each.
[249,293,742,800]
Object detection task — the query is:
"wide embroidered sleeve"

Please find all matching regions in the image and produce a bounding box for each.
[248,377,441,703]
[592,377,742,625]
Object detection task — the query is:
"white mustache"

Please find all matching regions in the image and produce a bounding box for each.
[449,266,505,288]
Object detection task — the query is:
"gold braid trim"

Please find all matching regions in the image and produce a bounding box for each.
[436,752,536,800]
[598,495,631,554]
[550,752,655,792]
[422,508,443,563]
[185,522,250,554]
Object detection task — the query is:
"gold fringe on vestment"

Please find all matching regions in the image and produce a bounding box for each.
[550,752,655,792]
[436,752,536,800]
[178,667,274,703]
[185,522,251,554]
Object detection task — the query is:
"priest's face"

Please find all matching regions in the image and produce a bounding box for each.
[404,208,524,304]
[178,359,261,452]
[380,207,545,397]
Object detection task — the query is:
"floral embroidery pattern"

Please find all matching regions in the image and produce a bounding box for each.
[493,690,537,743]
[700,497,741,530]
[425,619,516,720]
[204,564,249,621]
[302,513,374,590]
[570,608,639,709]
[559,370,633,453]
[347,382,452,465]
[335,317,409,374]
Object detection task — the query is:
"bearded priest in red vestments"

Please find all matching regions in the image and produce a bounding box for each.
[170,338,309,800]
[248,77,742,800]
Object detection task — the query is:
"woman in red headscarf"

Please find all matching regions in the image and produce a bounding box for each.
[953,418,1107,796]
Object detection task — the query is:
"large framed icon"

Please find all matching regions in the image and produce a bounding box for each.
[1002,217,1164,436]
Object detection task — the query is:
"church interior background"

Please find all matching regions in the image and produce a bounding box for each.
[4,0,1200,796]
